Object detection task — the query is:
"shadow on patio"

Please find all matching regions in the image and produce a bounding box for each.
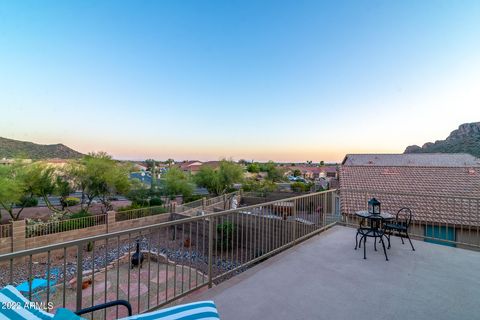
[186,225,480,320]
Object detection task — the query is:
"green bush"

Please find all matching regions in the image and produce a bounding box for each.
[58,218,96,232]
[63,197,80,207]
[246,163,260,173]
[26,211,101,237]
[17,196,38,208]
[291,182,312,192]
[127,188,150,207]
[86,241,94,252]
[183,194,203,203]
[149,207,168,215]
[117,203,144,211]
[216,222,235,250]
[149,197,163,206]
[68,210,91,219]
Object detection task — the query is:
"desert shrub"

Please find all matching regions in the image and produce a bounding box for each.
[216,222,235,250]
[26,211,103,237]
[16,196,38,208]
[126,188,150,207]
[291,182,311,192]
[63,197,80,207]
[149,197,163,206]
[117,203,144,211]
[183,194,203,203]
[68,210,91,219]
[149,207,168,215]
[86,241,94,252]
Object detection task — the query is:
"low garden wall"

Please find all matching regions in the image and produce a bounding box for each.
[0,211,172,255]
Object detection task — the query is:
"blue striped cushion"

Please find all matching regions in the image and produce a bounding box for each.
[123,301,220,320]
[0,285,54,320]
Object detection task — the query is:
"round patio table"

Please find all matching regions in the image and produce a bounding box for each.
[354,211,394,260]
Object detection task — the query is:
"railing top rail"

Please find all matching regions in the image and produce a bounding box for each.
[340,188,480,201]
[117,205,166,214]
[0,189,337,260]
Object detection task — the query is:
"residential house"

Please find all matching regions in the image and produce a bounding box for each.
[177,160,203,174]
[340,153,480,246]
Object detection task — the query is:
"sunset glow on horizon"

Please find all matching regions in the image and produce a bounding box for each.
[1,1,479,162]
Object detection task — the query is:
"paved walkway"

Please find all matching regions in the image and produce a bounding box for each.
[39,262,207,319]
[189,226,480,320]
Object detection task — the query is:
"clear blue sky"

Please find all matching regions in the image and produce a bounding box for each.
[1,0,479,162]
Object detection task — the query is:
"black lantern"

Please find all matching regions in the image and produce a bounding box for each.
[368,198,381,215]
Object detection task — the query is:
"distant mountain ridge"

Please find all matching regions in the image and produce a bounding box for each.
[404,122,480,158]
[0,137,84,159]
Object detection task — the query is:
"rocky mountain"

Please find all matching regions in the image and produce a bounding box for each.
[0,137,84,159]
[404,122,480,157]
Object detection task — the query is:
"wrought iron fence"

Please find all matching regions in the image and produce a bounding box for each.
[0,190,338,318]
[26,215,107,238]
[116,206,169,222]
[0,224,11,238]
[340,189,480,248]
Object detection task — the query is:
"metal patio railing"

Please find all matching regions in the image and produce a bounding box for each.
[0,190,338,319]
[0,224,11,238]
[340,189,480,249]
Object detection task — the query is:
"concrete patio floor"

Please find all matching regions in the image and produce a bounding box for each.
[188,225,480,320]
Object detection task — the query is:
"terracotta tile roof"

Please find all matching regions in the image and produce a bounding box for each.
[177,161,203,170]
[342,153,480,167]
[340,156,480,226]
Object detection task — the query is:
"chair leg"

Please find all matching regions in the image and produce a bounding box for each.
[386,231,391,249]
[363,236,367,259]
[380,236,389,261]
[374,236,377,251]
[355,232,359,250]
[406,232,415,251]
[400,233,405,244]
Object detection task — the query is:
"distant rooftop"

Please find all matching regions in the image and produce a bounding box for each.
[342,153,480,167]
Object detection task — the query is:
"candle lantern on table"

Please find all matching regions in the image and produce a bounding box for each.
[368,198,381,215]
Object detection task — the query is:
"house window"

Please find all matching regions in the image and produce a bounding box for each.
[424,225,456,247]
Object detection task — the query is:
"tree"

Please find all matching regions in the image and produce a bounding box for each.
[238,159,249,165]
[195,160,243,196]
[145,159,157,191]
[26,162,65,215]
[262,161,284,182]
[165,158,175,168]
[73,152,132,213]
[127,179,152,207]
[0,161,69,220]
[145,159,156,171]
[164,167,194,198]
[320,161,325,166]
[0,164,24,221]
[293,169,302,177]
[51,164,76,212]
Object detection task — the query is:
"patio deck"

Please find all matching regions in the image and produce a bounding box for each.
[188,225,480,320]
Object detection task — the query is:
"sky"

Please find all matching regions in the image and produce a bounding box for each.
[0,0,479,162]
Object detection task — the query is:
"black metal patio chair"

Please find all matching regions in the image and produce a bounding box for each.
[384,207,415,251]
